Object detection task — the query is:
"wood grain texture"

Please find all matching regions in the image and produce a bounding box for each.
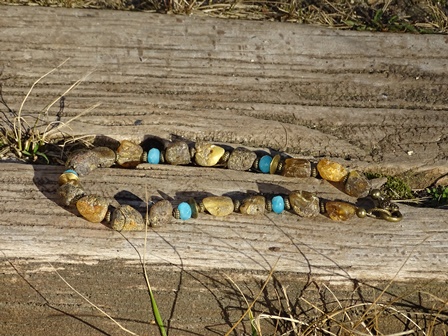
[1,6,448,335]
[0,6,447,178]
[1,162,447,283]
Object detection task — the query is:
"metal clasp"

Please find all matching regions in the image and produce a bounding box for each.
[366,207,403,222]
[366,189,403,222]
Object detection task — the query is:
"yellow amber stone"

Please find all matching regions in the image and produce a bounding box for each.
[325,201,356,221]
[76,195,109,223]
[110,205,145,231]
[288,190,320,217]
[281,158,311,178]
[316,158,348,182]
[202,196,234,216]
[240,196,266,215]
[344,170,371,198]
[58,172,79,186]
[116,140,143,168]
[194,142,225,167]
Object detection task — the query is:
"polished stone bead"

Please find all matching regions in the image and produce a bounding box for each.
[202,196,234,216]
[177,202,192,220]
[288,190,320,217]
[317,158,348,182]
[194,142,226,167]
[58,170,79,186]
[325,201,356,221]
[281,158,311,178]
[91,147,117,168]
[110,205,145,231]
[240,196,266,215]
[271,195,285,214]
[227,147,257,171]
[116,140,143,168]
[149,200,173,227]
[258,155,272,173]
[344,170,371,198]
[165,141,191,165]
[147,148,161,164]
[66,149,102,176]
[76,195,110,223]
[58,182,86,206]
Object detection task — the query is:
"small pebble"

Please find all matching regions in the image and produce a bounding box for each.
[110,205,145,231]
[164,141,191,165]
[76,195,110,223]
[227,147,257,171]
[240,195,266,215]
[116,140,143,168]
[149,200,173,227]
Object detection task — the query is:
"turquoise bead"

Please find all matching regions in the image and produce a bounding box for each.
[147,148,161,164]
[177,202,192,220]
[259,155,272,173]
[272,195,285,214]
[64,169,78,177]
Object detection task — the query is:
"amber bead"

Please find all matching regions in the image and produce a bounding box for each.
[240,196,266,215]
[325,201,356,221]
[202,196,234,216]
[288,190,320,217]
[66,149,101,176]
[116,140,143,168]
[344,170,371,198]
[76,195,110,223]
[227,147,257,171]
[281,158,311,178]
[149,200,173,227]
[164,141,191,165]
[58,183,86,206]
[91,147,117,168]
[194,142,225,167]
[110,205,145,231]
[317,158,348,182]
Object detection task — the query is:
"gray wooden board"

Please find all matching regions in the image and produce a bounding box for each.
[1,5,448,335]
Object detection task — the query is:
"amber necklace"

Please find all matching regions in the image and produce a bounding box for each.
[57,139,403,231]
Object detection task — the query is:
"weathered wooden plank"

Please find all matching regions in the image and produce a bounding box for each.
[0,6,447,182]
[1,5,448,335]
[1,162,447,282]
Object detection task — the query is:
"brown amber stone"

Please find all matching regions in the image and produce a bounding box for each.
[110,205,145,231]
[149,200,173,227]
[344,170,371,198]
[58,183,86,206]
[316,158,348,182]
[325,201,356,221]
[227,147,257,171]
[116,140,143,168]
[194,142,225,167]
[281,158,311,178]
[76,195,109,223]
[288,190,320,217]
[164,141,191,165]
[202,196,234,216]
[66,149,101,176]
[91,147,117,168]
[240,196,266,215]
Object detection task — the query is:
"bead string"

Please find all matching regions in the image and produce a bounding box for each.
[57,139,403,231]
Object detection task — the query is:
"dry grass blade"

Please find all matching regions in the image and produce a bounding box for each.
[48,262,140,336]
[14,58,70,150]
[225,259,278,336]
